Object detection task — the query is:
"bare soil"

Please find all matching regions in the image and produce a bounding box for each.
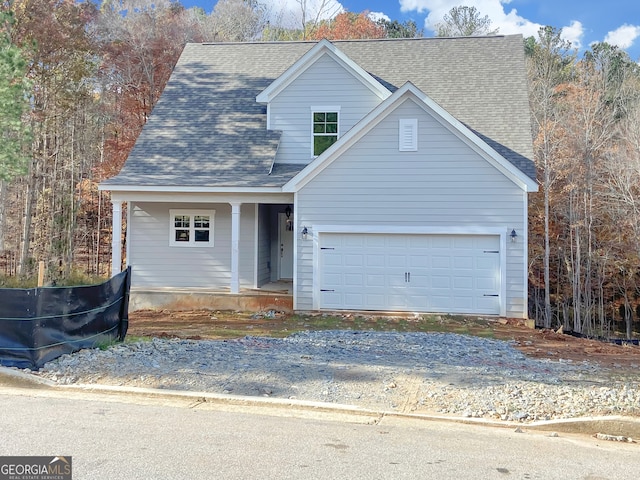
[127,310,640,371]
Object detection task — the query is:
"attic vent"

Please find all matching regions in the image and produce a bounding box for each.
[399,119,418,151]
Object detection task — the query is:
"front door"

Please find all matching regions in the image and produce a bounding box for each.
[278,213,294,279]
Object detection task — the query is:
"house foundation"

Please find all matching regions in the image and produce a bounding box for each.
[129,287,293,313]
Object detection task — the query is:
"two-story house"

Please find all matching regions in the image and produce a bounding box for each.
[100,35,538,318]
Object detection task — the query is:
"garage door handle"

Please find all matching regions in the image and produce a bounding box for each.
[321,289,335,292]
[404,272,411,282]
[483,294,499,297]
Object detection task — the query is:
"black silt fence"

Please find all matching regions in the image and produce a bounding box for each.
[0,267,131,370]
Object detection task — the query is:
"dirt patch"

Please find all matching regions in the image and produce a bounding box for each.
[126,310,640,371]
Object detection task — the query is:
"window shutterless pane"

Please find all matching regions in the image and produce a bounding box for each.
[314,136,337,155]
[326,112,337,122]
[175,230,189,242]
[194,216,209,228]
[325,123,337,134]
[195,230,210,242]
[313,112,326,122]
[175,215,190,228]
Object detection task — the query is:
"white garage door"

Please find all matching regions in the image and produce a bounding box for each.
[319,233,501,315]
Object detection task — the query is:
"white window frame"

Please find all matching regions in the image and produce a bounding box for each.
[169,209,215,247]
[311,106,341,157]
[399,118,418,151]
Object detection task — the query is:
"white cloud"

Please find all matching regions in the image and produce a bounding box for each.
[398,1,539,35]
[560,21,583,50]
[399,0,584,48]
[604,24,640,49]
[265,0,344,28]
[368,11,390,23]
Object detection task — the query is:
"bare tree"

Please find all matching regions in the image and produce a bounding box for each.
[295,0,341,39]
[526,27,575,328]
[211,0,267,42]
[435,6,499,37]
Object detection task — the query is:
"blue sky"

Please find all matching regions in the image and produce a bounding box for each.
[184,1,640,60]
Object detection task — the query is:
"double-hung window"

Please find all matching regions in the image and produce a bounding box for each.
[312,107,340,156]
[170,209,215,247]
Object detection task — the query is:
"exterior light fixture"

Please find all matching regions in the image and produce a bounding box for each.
[301,226,308,240]
[285,205,292,219]
[510,229,517,243]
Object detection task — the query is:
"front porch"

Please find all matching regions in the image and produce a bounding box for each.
[128,280,293,312]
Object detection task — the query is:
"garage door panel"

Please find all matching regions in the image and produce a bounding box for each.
[453,277,473,290]
[476,275,499,290]
[366,254,385,267]
[453,256,473,269]
[344,254,364,267]
[366,274,385,287]
[319,233,501,315]
[387,255,407,268]
[408,255,429,268]
[343,236,365,248]
[344,273,364,286]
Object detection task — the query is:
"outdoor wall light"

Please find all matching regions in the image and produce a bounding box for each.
[285,205,292,219]
[301,226,308,240]
[510,229,517,242]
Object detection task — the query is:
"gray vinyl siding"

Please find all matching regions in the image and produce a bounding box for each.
[270,53,382,165]
[129,202,255,288]
[295,99,528,317]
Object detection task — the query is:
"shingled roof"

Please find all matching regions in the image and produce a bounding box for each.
[102,35,536,188]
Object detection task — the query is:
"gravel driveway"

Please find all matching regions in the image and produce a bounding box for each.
[35,330,640,423]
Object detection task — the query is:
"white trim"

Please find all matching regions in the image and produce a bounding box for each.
[283,82,538,194]
[500,232,508,318]
[313,225,507,235]
[111,200,122,276]
[310,105,341,112]
[292,192,299,311]
[266,103,271,130]
[253,203,259,289]
[230,202,242,294]
[311,225,508,317]
[169,209,216,247]
[108,191,293,204]
[522,189,530,319]
[256,39,390,103]
[100,185,285,193]
[126,201,131,268]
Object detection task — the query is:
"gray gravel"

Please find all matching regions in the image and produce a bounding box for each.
[35,331,640,422]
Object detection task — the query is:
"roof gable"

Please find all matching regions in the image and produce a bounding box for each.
[256,39,390,104]
[100,36,537,191]
[283,82,539,193]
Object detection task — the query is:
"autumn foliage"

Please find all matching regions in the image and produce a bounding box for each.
[312,12,385,40]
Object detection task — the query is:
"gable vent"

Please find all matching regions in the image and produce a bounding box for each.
[399,119,418,151]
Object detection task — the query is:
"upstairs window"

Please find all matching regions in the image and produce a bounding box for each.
[170,209,215,247]
[312,108,339,156]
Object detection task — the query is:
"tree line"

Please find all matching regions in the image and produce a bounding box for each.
[1,1,639,338]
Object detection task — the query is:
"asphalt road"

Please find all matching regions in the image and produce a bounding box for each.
[1,385,638,480]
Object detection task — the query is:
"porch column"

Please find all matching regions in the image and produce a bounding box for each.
[230,202,241,294]
[111,199,122,276]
